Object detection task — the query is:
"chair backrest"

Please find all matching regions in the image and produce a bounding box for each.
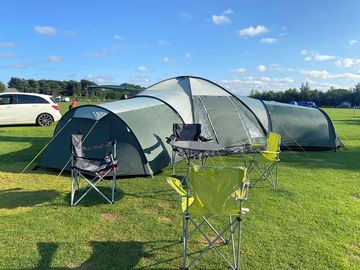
[173,123,201,141]
[187,166,248,216]
[266,132,281,152]
[71,134,84,157]
[262,132,281,161]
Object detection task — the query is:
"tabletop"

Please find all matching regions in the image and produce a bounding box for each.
[170,140,224,152]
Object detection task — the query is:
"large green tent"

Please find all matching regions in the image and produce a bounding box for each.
[237,96,341,150]
[39,76,340,176]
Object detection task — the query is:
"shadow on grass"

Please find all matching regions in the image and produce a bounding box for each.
[0,135,50,173]
[333,119,360,126]
[36,241,145,269]
[280,148,360,172]
[0,188,60,209]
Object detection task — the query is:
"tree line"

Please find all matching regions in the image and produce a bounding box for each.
[250,82,360,107]
[0,77,144,100]
[2,78,360,106]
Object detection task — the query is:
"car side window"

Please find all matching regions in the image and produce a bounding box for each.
[0,95,13,105]
[17,95,49,104]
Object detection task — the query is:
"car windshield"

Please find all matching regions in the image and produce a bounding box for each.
[50,97,57,103]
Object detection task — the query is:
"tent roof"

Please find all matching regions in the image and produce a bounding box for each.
[138,76,231,123]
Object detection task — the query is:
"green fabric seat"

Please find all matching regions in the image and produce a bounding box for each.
[167,165,249,270]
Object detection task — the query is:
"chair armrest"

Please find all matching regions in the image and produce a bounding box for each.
[83,141,116,151]
[260,150,280,154]
[166,134,176,144]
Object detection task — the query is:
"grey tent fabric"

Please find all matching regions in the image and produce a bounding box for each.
[39,76,339,176]
[237,95,339,150]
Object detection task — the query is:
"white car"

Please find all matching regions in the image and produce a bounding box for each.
[0,92,62,126]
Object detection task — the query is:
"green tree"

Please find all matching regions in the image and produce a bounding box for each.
[80,79,97,96]
[27,79,40,93]
[0,81,6,92]
[299,81,311,100]
[352,83,360,106]
[8,77,27,91]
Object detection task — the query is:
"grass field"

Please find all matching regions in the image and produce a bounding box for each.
[0,105,359,269]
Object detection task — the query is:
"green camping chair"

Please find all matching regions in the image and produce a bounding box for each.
[247,132,281,188]
[167,165,249,270]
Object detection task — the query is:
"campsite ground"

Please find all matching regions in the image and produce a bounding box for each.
[0,104,359,269]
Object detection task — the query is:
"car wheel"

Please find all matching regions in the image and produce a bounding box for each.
[36,113,54,126]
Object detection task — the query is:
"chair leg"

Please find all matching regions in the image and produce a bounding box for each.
[172,150,176,176]
[182,215,189,269]
[229,216,236,267]
[235,215,242,270]
[112,172,116,203]
[70,173,75,206]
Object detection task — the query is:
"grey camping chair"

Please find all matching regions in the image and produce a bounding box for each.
[166,123,212,175]
[70,134,118,206]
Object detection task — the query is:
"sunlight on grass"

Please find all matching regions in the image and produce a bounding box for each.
[0,107,359,269]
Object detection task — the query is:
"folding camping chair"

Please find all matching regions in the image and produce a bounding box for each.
[167,165,249,270]
[70,134,118,206]
[166,123,211,175]
[247,132,281,188]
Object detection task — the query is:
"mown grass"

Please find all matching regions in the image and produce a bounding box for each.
[0,106,359,269]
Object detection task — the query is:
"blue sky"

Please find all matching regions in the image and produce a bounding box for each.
[1,0,360,95]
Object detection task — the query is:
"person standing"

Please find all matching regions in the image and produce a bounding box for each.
[69,98,78,110]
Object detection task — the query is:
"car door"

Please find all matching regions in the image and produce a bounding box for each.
[15,94,49,124]
[0,94,15,124]
[15,94,37,124]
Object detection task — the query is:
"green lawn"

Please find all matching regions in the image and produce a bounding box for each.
[0,106,359,269]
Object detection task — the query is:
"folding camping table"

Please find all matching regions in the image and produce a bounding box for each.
[170,140,225,167]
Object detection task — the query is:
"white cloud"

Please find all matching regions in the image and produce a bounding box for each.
[128,75,150,84]
[301,70,330,79]
[212,9,233,25]
[260,76,271,81]
[261,37,277,44]
[84,74,114,84]
[0,42,16,48]
[0,53,16,58]
[257,65,266,72]
[3,62,34,69]
[161,57,175,64]
[46,56,63,63]
[158,40,170,46]
[333,73,360,80]
[212,15,231,25]
[185,53,191,59]
[301,69,360,80]
[219,76,294,94]
[84,48,108,57]
[349,40,358,46]
[273,77,294,83]
[136,66,150,72]
[300,50,336,61]
[230,68,246,74]
[114,34,125,40]
[223,9,233,15]
[237,25,268,37]
[269,64,294,72]
[335,57,360,68]
[34,25,57,35]
[313,53,336,61]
